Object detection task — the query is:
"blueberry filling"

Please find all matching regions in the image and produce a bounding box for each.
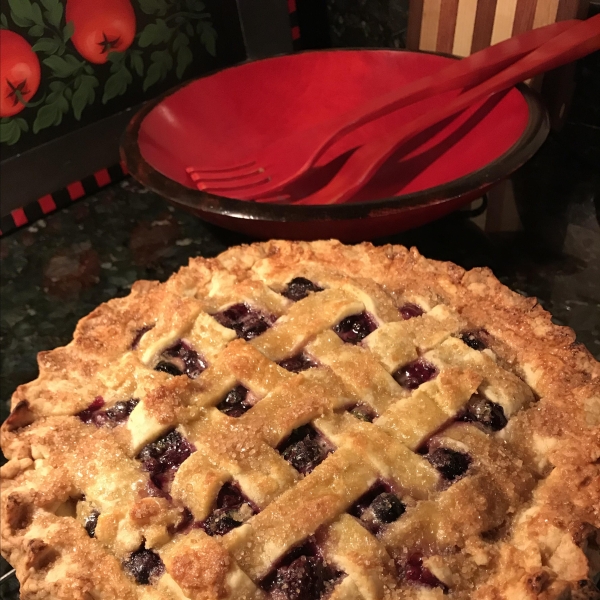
[426,448,471,481]
[84,510,100,538]
[348,404,376,422]
[393,359,438,390]
[261,543,343,600]
[459,330,487,351]
[278,353,318,373]
[143,480,170,500]
[104,399,140,422]
[123,543,165,585]
[282,277,324,302]
[199,482,256,536]
[217,386,253,418]
[154,340,206,379]
[400,554,448,591]
[77,396,105,421]
[370,493,405,521]
[77,398,139,428]
[138,430,195,492]
[399,303,424,320]
[461,395,507,431]
[131,325,154,350]
[349,484,405,534]
[154,361,183,376]
[168,507,194,535]
[278,426,334,475]
[333,312,377,344]
[213,303,275,341]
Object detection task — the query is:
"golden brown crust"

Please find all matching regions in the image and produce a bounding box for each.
[1,240,599,600]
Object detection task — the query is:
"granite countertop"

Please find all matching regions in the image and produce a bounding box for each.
[1,61,599,600]
[1,131,598,420]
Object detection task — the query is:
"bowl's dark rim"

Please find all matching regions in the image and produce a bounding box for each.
[121,47,549,223]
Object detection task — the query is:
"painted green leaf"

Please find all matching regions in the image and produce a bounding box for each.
[33,102,60,133]
[63,20,74,42]
[32,37,62,54]
[102,65,132,104]
[41,0,63,27]
[0,120,21,145]
[143,50,172,91]
[186,0,205,11]
[72,74,98,119]
[8,0,33,24]
[1,13,9,29]
[176,44,192,79]
[15,118,29,132]
[172,32,188,52]
[137,0,155,13]
[130,51,144,77]
[10,11,33,27]
[28,24,44,36]
[30,3,44,25]
[43,54,81,78]
[65,54,83,69]
[107,50,124,64]
[185,22,194,37]
[49,80,65,92]
[143,62,162,91]
[199,22,217,57]
[57,93,69,114]
[108,53,128,76]
[138,19,172,47]
[42,88,68,126]
[138,0,169,16]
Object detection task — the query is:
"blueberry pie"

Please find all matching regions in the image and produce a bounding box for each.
[2,240,599,599]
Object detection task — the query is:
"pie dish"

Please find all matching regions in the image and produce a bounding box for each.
[1,240,599,600]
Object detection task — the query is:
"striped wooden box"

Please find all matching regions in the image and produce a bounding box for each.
[407,0,589,127]
[408,0,587,56]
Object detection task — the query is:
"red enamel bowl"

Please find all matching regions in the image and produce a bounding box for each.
[121,49,548,242]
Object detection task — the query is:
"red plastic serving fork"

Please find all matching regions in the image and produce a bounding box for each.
[289,14,600,206]
[186,18,578,199]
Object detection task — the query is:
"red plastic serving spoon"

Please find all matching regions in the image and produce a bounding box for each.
[187,18,578,199]
[290,14,600,206]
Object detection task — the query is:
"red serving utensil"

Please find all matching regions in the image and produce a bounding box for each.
[187,18,578,199]
[290,14,600,206]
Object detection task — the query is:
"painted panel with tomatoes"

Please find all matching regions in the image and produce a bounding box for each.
[0,0,246,156]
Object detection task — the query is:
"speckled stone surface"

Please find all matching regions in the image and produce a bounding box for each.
[1,148,598,423]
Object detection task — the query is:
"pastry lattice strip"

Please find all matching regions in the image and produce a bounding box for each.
[3,271,541,599]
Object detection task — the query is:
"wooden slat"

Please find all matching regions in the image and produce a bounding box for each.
[512,0,538,35]
[436,0,461,54]
[556,0,582,20]
[420,0,443,51]
[452,0,479,56]
[470,0,498,52]
[407,0,425,50]
[532,0,560,28]
[491,0,519,44]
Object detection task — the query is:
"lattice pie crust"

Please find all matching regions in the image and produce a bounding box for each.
[1,240,599,600]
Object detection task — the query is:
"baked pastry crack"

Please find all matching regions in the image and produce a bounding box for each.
[1,240,599,599]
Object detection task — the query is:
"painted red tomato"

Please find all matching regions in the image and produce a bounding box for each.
[66,0,136,64]
[0,30,41,117]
